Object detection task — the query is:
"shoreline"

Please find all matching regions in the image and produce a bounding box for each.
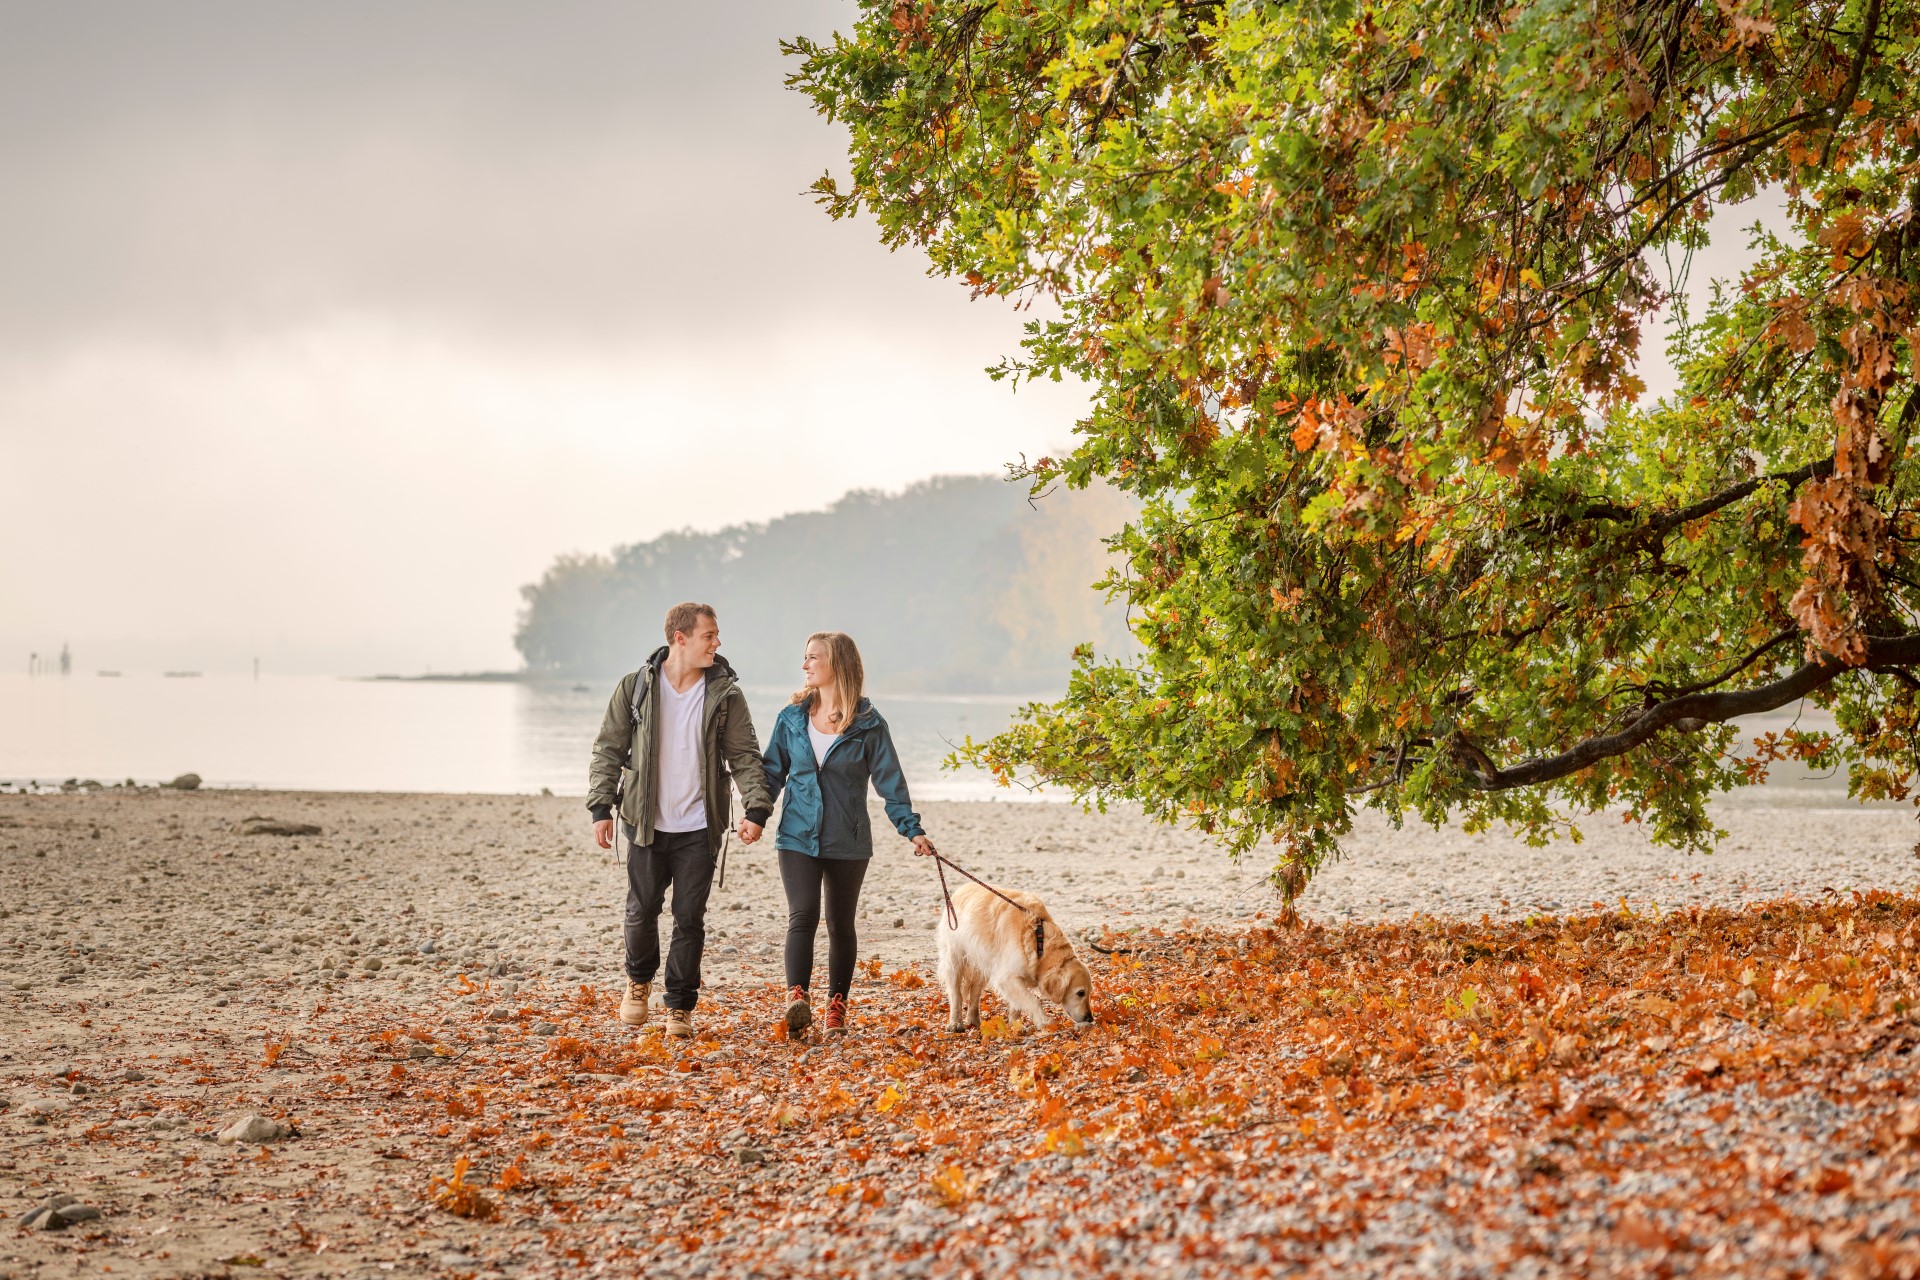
[2,786,1915,937]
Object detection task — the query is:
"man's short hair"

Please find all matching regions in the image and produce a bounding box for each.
[664,602,717,644]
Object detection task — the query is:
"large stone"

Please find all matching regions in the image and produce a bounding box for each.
[165,773,202,791]
[217,1114,289,1145]
[19,1195,95,1231]
[18,1194,76,1226]
[230,816,323,836]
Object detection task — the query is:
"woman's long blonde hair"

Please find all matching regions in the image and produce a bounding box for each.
[791,631,865,731]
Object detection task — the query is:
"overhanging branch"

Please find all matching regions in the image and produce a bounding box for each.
[1570,454,1835,531]
[1455,632,1920,791]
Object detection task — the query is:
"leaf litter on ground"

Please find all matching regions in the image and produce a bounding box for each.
[15,891,1920,1278]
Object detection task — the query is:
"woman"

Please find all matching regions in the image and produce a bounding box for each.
[747,631,934,1036]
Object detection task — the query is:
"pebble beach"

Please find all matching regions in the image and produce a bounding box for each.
[3,786,1917,1278]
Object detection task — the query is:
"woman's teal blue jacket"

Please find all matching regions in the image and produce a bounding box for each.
[762,697,923,859]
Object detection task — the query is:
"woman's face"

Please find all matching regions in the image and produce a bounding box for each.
[801,640,833,689]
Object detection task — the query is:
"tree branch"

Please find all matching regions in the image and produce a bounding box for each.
[1819,0,1882,167]
[1455,632,1920,791]
[1564,453,1835,531]
[1643,627,1798,700]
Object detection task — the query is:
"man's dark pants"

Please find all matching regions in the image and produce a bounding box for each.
[622,826,714,1012]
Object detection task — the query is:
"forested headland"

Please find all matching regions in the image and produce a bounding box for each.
[514,474,1135,692]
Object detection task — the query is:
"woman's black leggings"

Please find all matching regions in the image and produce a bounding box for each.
[778,849,869,999]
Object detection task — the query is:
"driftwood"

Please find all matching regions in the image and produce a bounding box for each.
[230,816,323,837]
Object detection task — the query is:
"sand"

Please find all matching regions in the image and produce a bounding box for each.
[2,786,1916,1277]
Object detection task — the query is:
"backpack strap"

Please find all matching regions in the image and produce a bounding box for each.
[629,664,654,727]
[614,665,656,868]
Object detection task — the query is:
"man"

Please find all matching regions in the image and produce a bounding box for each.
[588,603,772,1038]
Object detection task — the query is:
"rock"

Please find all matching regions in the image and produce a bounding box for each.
[212,995,229,1007]
[68,1082,89,1095]
[217,1114,289,1145]
[231,816,322,837]
[53,1203,100,1225]
[23,1098,68,1122]
[533,1022,560,1036]
[407,1044,434,1059]
[18,1194,77,1226]
[735,1146,767,1165]
[165,773,202,791]
[360,957,384,972]
[122,1069,146,1082]
[419,940,436,954]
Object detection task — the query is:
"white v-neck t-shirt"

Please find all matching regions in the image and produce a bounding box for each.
[808,719,836,767]
[654,670,707,832]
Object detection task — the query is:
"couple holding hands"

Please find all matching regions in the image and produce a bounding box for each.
[586,602,934,1039]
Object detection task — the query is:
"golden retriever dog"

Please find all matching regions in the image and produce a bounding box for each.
[937,882,1094,1032]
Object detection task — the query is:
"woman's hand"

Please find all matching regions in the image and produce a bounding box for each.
[911,835,936,858]
[738,819,763,844]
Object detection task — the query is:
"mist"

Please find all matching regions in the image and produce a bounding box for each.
[0,1,1090,676]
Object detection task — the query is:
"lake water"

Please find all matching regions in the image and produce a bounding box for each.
[0,671,1039,801]
[0,672,1885,811]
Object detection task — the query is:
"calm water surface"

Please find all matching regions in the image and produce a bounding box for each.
[0,672,1038,800]
[0,673,1887,810]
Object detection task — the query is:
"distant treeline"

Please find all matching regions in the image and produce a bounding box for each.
[514,475,1138,693]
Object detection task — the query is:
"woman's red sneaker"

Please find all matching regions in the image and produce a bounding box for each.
[823,993,848,1035]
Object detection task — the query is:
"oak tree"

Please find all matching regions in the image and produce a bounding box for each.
[789,0,1920,895]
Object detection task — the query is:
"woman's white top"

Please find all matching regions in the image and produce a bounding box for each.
[808,719,836,766]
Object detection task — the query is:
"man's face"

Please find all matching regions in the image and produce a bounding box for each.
[673,616,721,668]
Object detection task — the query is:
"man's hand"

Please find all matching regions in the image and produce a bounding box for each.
[738,820,764,844]
[911,835,936,858]
[593,819,614,849]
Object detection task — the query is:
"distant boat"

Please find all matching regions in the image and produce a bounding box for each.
[572,684,590,693]
[97,670,121,678]
[163,671,203,678]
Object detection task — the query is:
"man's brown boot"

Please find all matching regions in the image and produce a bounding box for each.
[663,1007,695,1039]
[822,993,848,1036]
[784,986,812,1036]
[618,980,651,1027]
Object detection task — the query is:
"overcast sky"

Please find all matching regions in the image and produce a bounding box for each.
[0,3,1780,677]
[0,1,1094,675]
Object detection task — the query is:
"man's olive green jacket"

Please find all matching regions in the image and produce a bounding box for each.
[586,649,773,855]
